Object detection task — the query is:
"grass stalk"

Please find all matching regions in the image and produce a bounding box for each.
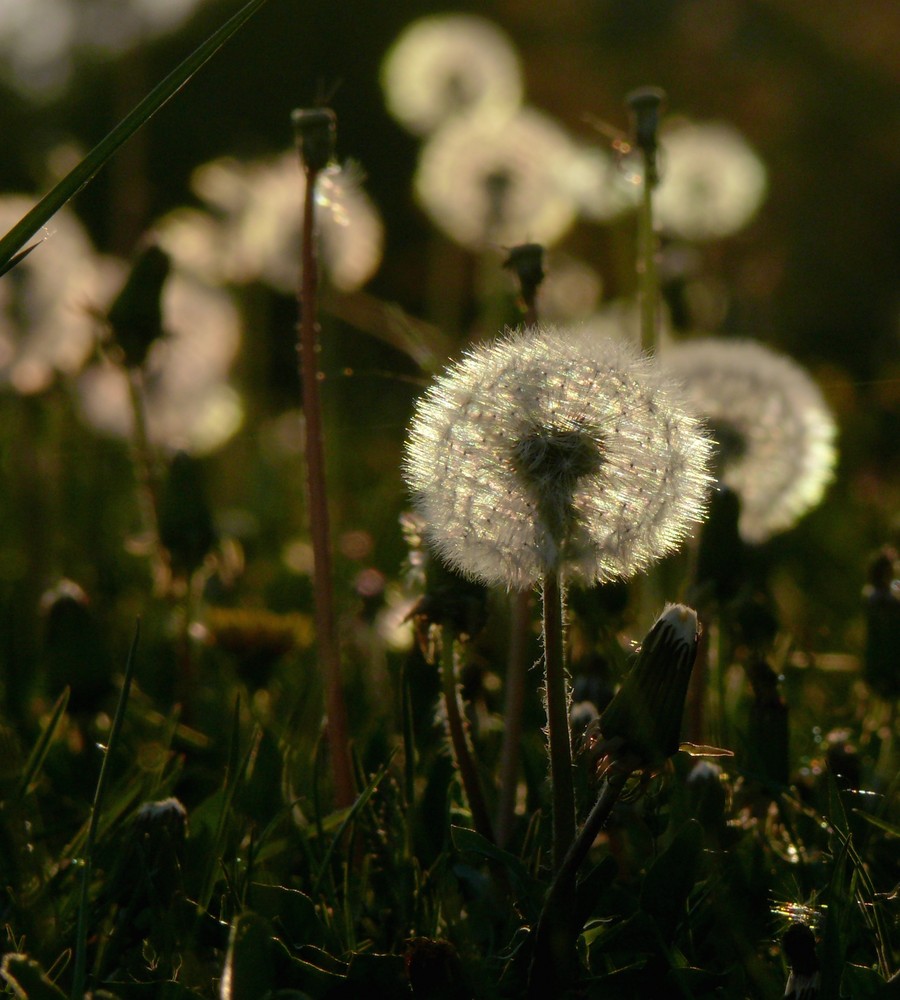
[542,571,575,872]
[71,619,140,1000]
[296,159,355,811]
[637,172,660,354]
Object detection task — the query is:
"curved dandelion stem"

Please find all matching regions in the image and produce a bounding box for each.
[542,570,575,871]
[527,764,633,994]
[296,152,355,811]
[440,624,495,842]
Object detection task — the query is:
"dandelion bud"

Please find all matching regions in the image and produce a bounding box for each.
[106,245,170,369]
[291,107,337,173]
[782,922,820,1000]
[862,546,900,699]
[693,485,746,606]
[158,451,216,576]
[596,604,700,771]
[503,242,545,306]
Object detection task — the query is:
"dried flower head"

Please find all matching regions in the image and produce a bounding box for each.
[404,325,713,589]
[156,153,383,294]
[380,14,523,136]
[414,108,580,250]
[77,270,243,455]
[662,338,837,542]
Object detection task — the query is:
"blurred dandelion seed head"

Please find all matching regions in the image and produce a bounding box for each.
[0,196,116,394]
[380,14,524,136]
[662,338,837,542]
[653,121,768,240]
[156,153,383,294]
[415,109,580,250]
[404,325,713,589]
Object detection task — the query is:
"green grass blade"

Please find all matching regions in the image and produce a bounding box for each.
[0,0,270,271]
[71,618,141,1000]
[17,686,70,798]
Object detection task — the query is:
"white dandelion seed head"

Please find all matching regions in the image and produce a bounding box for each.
[157,153,383,294]
[415,108,581,250]
[380,14,524,136]
[661,338,837,543]
[563,143,641,223]
[652,121,768,240]
[404,325,713,590]
[77,270,243,455]
[0,195,118,394]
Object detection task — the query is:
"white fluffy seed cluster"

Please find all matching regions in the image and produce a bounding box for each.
[662,338,837,542]
[404,325,714,589]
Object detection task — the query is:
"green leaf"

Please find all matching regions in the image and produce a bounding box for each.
[450,825,543,919]
[853,809,900,838]
[1,954,66,1000]
[221,913,276,1000]
[640,819,704,939]
[0,0,270,271]
[840,964,889,999]
[247,881,324,949]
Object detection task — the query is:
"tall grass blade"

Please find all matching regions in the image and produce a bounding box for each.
[0,0,270,271]
[17,686,70,798]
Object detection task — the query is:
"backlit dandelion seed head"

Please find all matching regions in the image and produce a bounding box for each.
[380,14,524,136]
[157,153,383,294]
[662,338,837,542]
[415,109,580,250]
[404,325,713,589]
[0,196,116,394]
[652,121,768,240]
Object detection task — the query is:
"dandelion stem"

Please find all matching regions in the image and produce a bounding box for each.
[296,160,355,811]
[528,764,633,994]
[496,589,532,847]
[542,570,575,871]
[637,170,659,354]
[440,624,495,843]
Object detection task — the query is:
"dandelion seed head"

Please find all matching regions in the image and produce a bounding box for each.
[0,195,116,394]
[415,108,580,250]
[662,338,837,542]
[404,325,713,589]
[653,121,768,240]
[157,153,383,294]
[380,14,523,136]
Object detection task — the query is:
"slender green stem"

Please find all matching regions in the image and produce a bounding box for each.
[297,164,355,810]
[72,619,141,1000]
[496,589,532,847]
[637,161,659,354]
[440,624,495,843]
[542,571,575,872]
[527,765,633,996]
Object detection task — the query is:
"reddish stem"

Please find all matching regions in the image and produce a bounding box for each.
[298,164,355,810]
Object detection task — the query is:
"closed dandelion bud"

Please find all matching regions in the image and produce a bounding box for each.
[597,604,700,771]
[862,547,900,699]
[782,922,820,1000]
[745,654,790,787]
[40,579,112,711]
[106,245,170,369]
[503,242,545,307]
[158,451,216,576]
[133,797,187,905]
[291,107,337,173]
[409,554,490,647]
[626,86,666,184]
